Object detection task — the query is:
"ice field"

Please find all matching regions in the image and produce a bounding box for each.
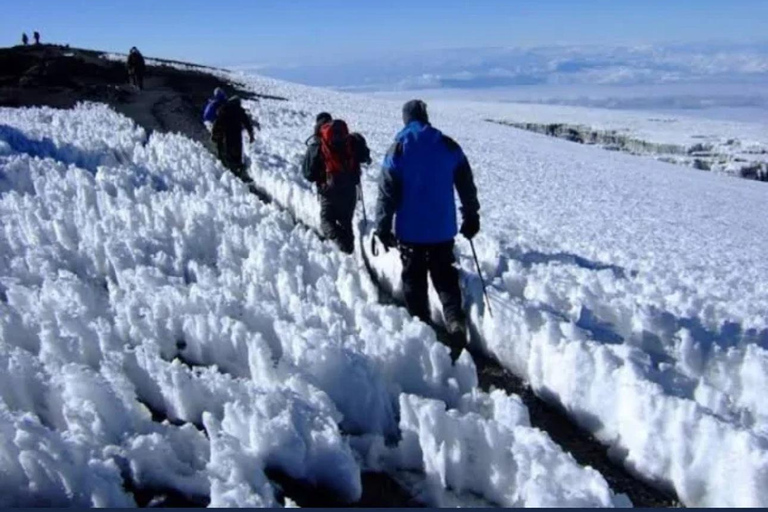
[1,63,767,507]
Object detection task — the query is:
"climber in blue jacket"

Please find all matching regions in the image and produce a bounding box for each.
[375,100,481,357]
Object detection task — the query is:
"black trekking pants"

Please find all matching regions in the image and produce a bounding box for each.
[129,69,144,90]
[399,240,464,325]
[219,136,248,181]
[319,188,356,254]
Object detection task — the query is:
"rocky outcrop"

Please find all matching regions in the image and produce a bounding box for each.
[489,119,768,182]
[0,45,285,152]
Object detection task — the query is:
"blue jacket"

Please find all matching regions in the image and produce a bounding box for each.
[375,121,479,244]
[202,98,225,123]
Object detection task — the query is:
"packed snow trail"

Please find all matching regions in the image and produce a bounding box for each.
[229,70,768,507]
[0,103,624,507]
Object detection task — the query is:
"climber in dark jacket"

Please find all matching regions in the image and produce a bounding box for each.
[211,96,258,180]
[302,112,371,254]
[375,100,480,355]
[127,47,146,90]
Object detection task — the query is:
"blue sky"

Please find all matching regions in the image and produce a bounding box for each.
[3,0,768,66]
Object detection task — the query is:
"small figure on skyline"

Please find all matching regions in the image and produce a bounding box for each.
[126,47,146,90]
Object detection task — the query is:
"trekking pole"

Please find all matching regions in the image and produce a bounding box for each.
[357,184,379,256]
[358,184,368,226]
[468,239,493,318]
[370,234,379,257]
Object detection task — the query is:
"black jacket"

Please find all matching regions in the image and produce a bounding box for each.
[212,100,254,142]
[127,51,145,72]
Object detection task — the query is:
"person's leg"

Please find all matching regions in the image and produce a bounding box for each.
[216,138,226,163]
[427,240,465,327]
[227,137,249,181]
[231,137,244,169]
[428,240,466,360]
[319,195,339,242]
[400,244,430,322]
[335,189,356,254]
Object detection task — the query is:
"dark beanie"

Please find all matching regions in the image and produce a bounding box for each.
[316,112,332,124]
[314,112,332,136]
[402,100,428,125]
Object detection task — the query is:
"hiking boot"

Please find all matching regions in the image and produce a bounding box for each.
[445,319,467,362]
[446,318,467,337]
[231,166,252,183]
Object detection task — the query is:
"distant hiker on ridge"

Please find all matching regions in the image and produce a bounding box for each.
[33,31,40,45]
[302,112,371,254]
[126,47,146,90]
[21,33,29,46]
[203,87,228,131]
[375,99,480,359]
[211,96,259,181]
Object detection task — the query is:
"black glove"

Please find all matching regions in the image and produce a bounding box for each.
[460,215,480,240]
[375,230,397,252]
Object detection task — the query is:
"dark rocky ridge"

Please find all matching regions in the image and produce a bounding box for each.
[489,118,768,182]
[0,44,285,154]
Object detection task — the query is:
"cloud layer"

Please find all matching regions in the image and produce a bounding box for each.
[251,42,768,92]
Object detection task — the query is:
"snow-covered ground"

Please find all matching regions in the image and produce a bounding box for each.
[3,56,768,506]
[225,70,768,507]
[0,103,623,507]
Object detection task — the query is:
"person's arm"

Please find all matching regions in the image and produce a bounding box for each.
[445,136,480,238]
[240,108,255,142]
[351,133,372,165]
[211,117,222,141]
[202,101,215,122]
[302,140,324,183]
[443,136,479,220]
[375,142,402,238]
[454,154,480,221]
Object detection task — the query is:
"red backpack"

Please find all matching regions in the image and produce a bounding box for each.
[319,120,356,180]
